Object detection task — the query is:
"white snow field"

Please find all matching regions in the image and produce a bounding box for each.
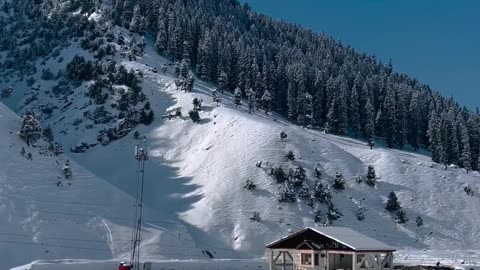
[1,27,480,269]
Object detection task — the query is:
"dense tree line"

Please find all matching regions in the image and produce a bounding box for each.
[106,0,480,170]
[2,0,479,170]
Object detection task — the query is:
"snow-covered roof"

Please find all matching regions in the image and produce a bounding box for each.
[266,227,395,251]
[309,227,395,251]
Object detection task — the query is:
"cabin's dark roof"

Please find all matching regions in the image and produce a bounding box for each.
[266,227,395,252]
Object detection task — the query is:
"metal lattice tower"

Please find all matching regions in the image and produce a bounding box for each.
[130,138,148,269]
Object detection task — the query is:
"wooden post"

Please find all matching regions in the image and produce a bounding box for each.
[269,249,274,270]
[326,251,329,270]
[352,253,356,270]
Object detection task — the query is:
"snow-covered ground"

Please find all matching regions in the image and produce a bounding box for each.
[1,27,480,270]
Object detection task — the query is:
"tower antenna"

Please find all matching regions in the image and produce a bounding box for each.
[130,137,148,269]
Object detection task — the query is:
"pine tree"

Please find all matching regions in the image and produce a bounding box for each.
[247,88,256,114]
[272,166,287,183]
[155,20,167,54]
[364,97,375,139]
[218,71,229,94]
[444,107,460,165]
[385,191,401,211]
[350,81,361,137]
[415,216,424,227]
[129,4,145,34]
[179,59,189,79]
[298,182,311,199]
[365,165,376,186]
[19,111,42,146]
[291,165,306,187]
[395,87,407,148]
[327,205,342,221]
[279,182,296,203]
[326,78,347,134]
[356,206,365,221]
[312,73,325,127]
[376,88,396,148]
[284,150,295,161]
[287,81,297,120]
[113,0,125,25]
[261,90,273,114]
[395,209,408,224]
[332,171,345,190]
[407,92,420,150]
[428,111,444,164]
[244,179,256,190]
[42,126,54,142]
[458,113,472,172]
[313,180,332,204]
[234,87,242,108]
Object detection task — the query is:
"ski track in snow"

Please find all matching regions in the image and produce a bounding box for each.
[1,27,480,270]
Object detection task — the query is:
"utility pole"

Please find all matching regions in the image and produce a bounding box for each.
[130,138,148,270]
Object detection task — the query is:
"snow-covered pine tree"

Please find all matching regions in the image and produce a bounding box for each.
[415,216,424,227]
[155,19,167,54]
[179,59,189,79]
[261,89,273,114]
[364,97,375,140]
[458,112,472,172]
[385,191,401,211]
[313,180,332,204]
[407,92,420,150]
[312,72,325,127]
[395,209,408,224]
[42,126,54,142]
[247,88,256,114]
[428,111,444,164]
[279,182,296,203]
[218,71,229,94]
[290,165,306,187]
[327,204,342,221]
[326,76,347,134]
[443,107,460,165]
[287,81,297,121]
[129,4,145,34]
[313,204,322,223]
[332,171,345,190]
[233,87,242,108]
[272,166,287,183]
[19,111,42,146]
[298,182,311,199]
[376,87,396,148]
[395,86,408,149]
[365,165,376,186]
[349,77,361,137]
[466,115,480,171]
[284,150,295,161]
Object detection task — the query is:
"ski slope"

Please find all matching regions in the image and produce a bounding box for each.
[1,26,480,269]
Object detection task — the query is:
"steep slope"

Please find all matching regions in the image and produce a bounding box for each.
[0,102,130,268]
[0,102,216,270]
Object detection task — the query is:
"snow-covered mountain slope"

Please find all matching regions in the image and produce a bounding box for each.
[2,25,480,270]
[0,102,219,270]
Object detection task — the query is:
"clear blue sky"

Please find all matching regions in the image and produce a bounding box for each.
[240,0,479,110]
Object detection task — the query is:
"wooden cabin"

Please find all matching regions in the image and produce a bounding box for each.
[266,227,395,270]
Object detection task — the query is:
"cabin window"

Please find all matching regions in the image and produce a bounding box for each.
[301,253,312,265]
[314,254,319,265]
